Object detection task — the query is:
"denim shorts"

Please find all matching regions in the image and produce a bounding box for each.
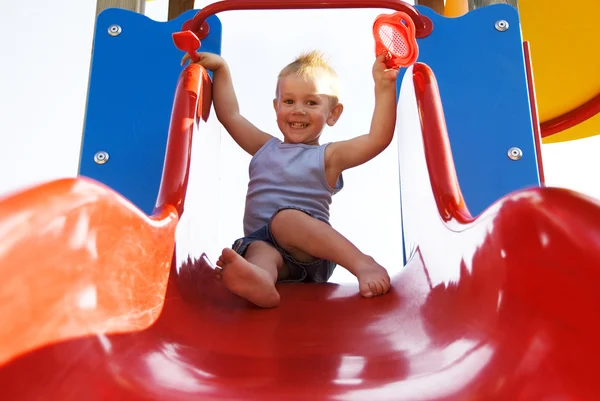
[231,207,337,283]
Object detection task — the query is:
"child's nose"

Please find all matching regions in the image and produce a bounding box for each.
[292,106,307,115]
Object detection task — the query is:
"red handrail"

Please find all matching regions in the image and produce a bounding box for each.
[412,63,472,223]
[540,92,600,138]
[154,64,212,216]
[181,0,433,39]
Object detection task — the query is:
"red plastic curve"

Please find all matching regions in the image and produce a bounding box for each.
[540,90,600,138]
[0,178,179,366]
[180,0,433,40]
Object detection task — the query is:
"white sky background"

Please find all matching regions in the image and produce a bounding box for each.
[1,0,599,283]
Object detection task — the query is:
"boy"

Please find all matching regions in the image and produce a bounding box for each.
[181,49,398,308]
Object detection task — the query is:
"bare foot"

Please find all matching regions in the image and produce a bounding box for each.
[216,248,280,308]
[353,257,391,298]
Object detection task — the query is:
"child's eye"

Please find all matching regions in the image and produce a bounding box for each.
[307,100,317,106]
[283,100,293,104]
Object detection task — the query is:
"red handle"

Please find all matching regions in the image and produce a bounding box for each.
[373,12,419,68]
[173,31,202,62]
[181,0,433,40]
[188,52,201,63]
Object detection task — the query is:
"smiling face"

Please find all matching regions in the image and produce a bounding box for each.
[273,72,343,145]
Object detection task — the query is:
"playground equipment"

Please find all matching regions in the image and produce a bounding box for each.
[415,0,600,144]
[1,0,599,399]
[519,0,600,143]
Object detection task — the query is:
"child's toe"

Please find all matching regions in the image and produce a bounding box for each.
[360,283,374,298]
[220,248,238,263]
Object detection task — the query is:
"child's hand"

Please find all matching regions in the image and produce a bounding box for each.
[372,52,399,88]
[181,51,226,72]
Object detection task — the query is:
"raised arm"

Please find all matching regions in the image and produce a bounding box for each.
[326,53,399,175]
[182,52,272,155]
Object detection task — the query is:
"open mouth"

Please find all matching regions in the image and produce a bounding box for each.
[289,122,308,129]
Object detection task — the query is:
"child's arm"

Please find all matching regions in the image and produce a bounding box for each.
[182,52,273,155]
[326,53,399,174]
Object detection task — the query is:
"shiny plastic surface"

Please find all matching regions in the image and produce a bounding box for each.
[1,63,600,400]
[180,0,433,40]
[0,178,178,366]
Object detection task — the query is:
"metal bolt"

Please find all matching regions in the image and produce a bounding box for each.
[507,147,522,161]
[495,20,509,32]
[108,24,122,36]
[94,151,109,164]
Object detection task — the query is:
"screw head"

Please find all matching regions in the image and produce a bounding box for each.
[507,147,523,161]
[495,20,509,32]
[108,24,122,36]
[94,151,109,164]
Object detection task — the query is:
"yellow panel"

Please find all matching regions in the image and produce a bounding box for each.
[444,0,469,17]
[519,0,600,142]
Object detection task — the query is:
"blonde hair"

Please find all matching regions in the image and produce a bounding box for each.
[276,50,341,102]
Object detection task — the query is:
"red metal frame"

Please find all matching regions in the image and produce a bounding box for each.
[523,41,546,185]
[180,0,433,40]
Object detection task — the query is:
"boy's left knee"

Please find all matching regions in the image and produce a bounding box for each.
[269,209,315,264]
[269,208,305,240]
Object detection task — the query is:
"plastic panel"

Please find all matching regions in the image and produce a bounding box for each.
[79,9,222,215]
[400,5,540,216]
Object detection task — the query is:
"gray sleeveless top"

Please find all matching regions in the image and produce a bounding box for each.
[243,137,344,236]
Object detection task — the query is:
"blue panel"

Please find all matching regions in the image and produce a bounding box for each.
[79,9,222,215]
[398,5,540,216]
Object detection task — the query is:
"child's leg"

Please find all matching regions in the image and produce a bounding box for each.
[216,241,287,308]
[269,209,391,297]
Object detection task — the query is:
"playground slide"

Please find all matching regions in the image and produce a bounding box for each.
[1,60,600,400]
